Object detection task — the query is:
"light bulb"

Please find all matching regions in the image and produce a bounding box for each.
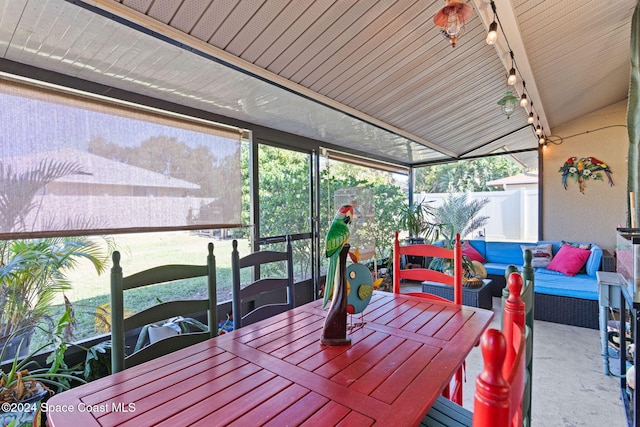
[535,125,542,135]
[486,22,498,44]
[520,93,528,107]
[528,112,534,124]
[503,103,515,116]
[507,68,517,85]
[539,135,545,144]
[446,11,462,36]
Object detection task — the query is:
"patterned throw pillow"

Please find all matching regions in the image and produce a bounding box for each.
[562,240,592,250]
[520,243,553,268]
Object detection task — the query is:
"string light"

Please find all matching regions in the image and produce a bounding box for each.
[505,52,516,85]
[485,1,498,45]
[487,0,548,135]
[528,103,535,124]
[520,81,528,107]
[507,71,516,86]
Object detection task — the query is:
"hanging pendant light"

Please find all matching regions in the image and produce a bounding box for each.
[433,0,474,48]
[497,91,519,118]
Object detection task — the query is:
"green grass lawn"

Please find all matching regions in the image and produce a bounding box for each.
[32,232,251,350]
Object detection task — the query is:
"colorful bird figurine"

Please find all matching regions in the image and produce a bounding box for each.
[585,156,614,187]
[559,157,576,190]
[324,205,354,308]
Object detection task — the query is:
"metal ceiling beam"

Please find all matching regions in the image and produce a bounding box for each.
[471,0,550,135]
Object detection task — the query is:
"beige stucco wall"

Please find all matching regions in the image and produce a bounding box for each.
[542,100,629,253]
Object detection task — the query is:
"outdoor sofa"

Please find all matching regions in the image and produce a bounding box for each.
[462,239,604,329]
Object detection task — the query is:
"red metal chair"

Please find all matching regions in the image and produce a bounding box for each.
[392,230,464,404]
[421,273,527,427]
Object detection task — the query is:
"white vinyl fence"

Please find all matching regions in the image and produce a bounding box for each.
[416,188,538,242]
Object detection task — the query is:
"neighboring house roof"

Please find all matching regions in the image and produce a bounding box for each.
[7,148,200,190]
[487,171,538,188]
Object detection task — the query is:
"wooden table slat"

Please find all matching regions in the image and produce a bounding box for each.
[84,350,240,406]
[299,401,356,426]
[337,411,376,426]
[262,391,330,427]
[226,383,310,426]
[97,358,262,426]
[314,331,402,379]
[189,376,293,426]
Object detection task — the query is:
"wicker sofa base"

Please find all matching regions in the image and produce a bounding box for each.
[487,274,507,296]
[534,292,599,329]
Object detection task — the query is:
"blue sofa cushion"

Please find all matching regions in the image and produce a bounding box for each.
[483,262,519,277]
[484,241,535,265]
[535,269,598,300]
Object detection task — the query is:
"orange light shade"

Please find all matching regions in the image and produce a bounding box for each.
[433,0,474,28]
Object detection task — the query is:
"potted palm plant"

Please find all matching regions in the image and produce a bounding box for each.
[397,199,447,268]
[397,199,444,244]
[0,307,85,426]
[0,236,109,361]
[428,193,490,285]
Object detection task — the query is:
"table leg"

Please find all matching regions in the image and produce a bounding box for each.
[600,302,610,375]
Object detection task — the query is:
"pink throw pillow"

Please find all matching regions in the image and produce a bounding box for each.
[546,244,591,276]
[462,242,486,263]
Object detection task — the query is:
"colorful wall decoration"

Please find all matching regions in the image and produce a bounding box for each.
[559,156,614,194]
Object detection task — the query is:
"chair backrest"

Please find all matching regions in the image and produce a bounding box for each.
[392,231,463,304]
[473,272,527,427]
[503,249,534,426]
[110,242,217,373]
[231,235,294,330]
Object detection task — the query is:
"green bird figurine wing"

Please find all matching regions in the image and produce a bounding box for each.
[323,204,354,308]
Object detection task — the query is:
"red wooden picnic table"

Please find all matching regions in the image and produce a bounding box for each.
[46,291,493,427]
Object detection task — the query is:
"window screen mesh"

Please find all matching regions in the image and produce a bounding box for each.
[0,78,243,238]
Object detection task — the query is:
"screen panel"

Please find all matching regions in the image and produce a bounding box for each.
[0,78,243,238]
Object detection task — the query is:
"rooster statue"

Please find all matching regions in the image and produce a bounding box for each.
[323,204,354,308]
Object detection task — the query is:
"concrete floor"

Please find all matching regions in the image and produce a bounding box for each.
[401,285,627,426]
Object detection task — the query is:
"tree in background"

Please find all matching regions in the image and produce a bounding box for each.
[415,157,521,193]
[88,136,219,197]
[321,161,405,262]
